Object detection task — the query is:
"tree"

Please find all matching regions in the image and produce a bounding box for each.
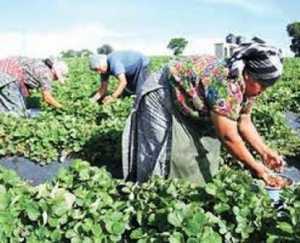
[78,49,93,57]
[60,49,78,58]
[167,37,188,56]
[287,22,300,57]
[60,49,93,58]
[97,44,114,55]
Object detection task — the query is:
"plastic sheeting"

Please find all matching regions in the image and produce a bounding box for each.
[285,111,300,137]
[27,108,41,118]
[282,166,300,183]
[266,166,300,202]
[0,156,73,186]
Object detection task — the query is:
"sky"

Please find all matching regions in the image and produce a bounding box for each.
[0,0,299,57]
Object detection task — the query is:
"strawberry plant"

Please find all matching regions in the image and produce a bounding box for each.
[1,57,300,165]
[0,56,300,242]
[1,160,300,242]
[266,185,300,242]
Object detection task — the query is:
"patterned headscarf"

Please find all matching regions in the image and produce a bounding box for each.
[227,37,283,86]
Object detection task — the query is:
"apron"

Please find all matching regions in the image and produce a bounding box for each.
[169,108,222,185]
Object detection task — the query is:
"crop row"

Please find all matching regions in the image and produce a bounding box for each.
[0,159,299,242]
[0,57,299,165]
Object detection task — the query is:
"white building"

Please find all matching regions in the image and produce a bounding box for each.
[214,42,238,59]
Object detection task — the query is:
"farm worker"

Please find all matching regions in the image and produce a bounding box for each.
[122,38,286,188]
[0,56,68,117]
[89,50,150,105]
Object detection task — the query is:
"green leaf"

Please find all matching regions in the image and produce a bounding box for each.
[277,222,294,234]
[185,211,206,236]
[25,203,40,221]
[214,203,230,214]
[187,238,199,243]
[206,183,217,196]
[66,229,77,239]
[111,222,126,235]
[169,232,184,243]
[201,227,222,243]
[0,190,9,210]
[130,228,145,239]
[168,211,183,227]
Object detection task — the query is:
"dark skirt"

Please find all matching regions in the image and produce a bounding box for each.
[0,72,27,117]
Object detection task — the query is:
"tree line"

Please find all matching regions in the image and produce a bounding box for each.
[60,22,300,58]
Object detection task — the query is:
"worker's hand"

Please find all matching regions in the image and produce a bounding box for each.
[103,95,117,105]
[90,93,101,103]
[89,96,98,103]
[259,171,289,189]
[262,148,285,173]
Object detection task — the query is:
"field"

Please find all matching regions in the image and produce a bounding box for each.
[0,57,300,242]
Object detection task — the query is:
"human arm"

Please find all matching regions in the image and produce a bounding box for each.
[90,75,109,103]
[42,90,62,108]
[238,113,284,172]
[210,111,283,187]
[102,73,127,105]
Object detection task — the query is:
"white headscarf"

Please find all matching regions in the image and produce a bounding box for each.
[89,54,107,70]
[52,60,69,84]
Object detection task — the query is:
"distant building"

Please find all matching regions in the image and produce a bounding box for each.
[215,34,245,59]
[214,42,238,60]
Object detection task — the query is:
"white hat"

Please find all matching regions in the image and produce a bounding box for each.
[52,60,69,84]
[89,54,107,70]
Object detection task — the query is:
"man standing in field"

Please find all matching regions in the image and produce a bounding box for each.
[89,50,150,105]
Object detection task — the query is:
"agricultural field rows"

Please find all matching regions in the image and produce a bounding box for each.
[1,57,300,164]
[0,57,300,242]
[0,160,300,242]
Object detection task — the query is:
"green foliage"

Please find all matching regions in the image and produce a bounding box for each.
[252,58,300,156]
[0,160,300,242]
[0,160,130,242]
[287,22,300,38]
[0,57,134,164]
[60,49,93,58]
[203,167,274,242]
[1,56,300,241]
[60,49,78,58]
[265,186,300,242]
[167,37,189,56]
[2,56,300,164]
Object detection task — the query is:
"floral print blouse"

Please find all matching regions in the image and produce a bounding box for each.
[0,56,53,96]
[168,55,255,121]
